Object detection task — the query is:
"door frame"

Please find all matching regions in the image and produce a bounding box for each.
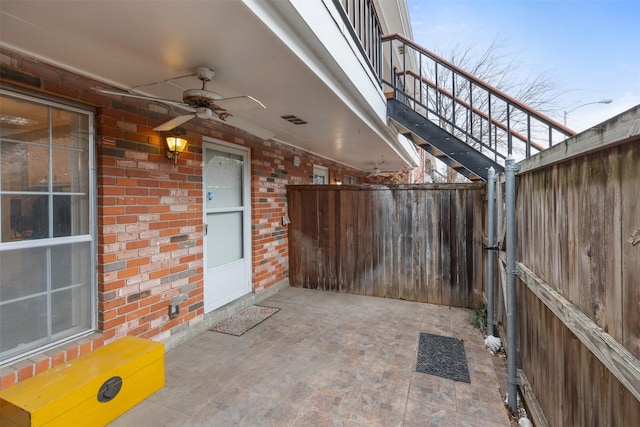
[202,137,252,312]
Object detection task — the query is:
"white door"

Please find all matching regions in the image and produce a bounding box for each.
[203,141,251,313]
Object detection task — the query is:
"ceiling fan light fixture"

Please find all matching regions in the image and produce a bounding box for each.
[195,107,213,119]
[96,67,266,134]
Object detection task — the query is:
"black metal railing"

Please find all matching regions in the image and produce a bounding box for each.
[382,34,574,163]
[334,0,383,81]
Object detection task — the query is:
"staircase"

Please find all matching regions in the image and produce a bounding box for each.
[382,34,574,181]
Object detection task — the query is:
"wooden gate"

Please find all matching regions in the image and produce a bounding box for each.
[287,184,484,307]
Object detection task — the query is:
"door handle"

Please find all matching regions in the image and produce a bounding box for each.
[204,223,208,236]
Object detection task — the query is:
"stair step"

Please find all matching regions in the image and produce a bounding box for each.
[388,99,503,181]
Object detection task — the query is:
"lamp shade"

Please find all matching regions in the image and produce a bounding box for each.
[165,136,188,154]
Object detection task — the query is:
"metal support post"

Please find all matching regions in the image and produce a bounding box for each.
[505,155,520,414]
[486,167,496,337]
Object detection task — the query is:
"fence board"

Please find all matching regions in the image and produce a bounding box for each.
[498,251,640,426]
[515,260,640,402]
[499,130,640,425]
[621,142,640,356]
[287,184,485,307]
[516,143,640,359]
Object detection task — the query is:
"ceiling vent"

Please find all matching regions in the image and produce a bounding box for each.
[281,115,308,125]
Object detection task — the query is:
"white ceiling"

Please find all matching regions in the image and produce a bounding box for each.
[0,0,414,172]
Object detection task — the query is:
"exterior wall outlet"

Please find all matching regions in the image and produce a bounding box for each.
[169,303,180,318]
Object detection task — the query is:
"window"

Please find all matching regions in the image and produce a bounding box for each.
[0,89,95,364]
[344,174,360,185]
[313,165,329,184]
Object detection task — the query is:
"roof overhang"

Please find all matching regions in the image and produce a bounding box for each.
[0,0,418,172]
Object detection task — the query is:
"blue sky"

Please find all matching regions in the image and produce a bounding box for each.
[406,0,640,132]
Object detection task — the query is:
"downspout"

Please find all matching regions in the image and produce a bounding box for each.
[505,155,520,413]
[486,167,496,337]
[485,167,501,354]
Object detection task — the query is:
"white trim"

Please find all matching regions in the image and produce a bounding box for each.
[0,88,96,364]
[313,164,329,184]
[202,137,253,312]
[244,0,419,169]
[343,174,359,185]
[0,235,93,252]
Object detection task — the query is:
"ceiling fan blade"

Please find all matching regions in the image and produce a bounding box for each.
[153,114,196,131]
[214,96,266,111]
[214,115,275,140]
[93,87,190,108]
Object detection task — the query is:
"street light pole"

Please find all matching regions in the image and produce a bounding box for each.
[564,99,613,126]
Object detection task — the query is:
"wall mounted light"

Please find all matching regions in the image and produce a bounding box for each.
[335,178,342,185]
[165,129,188,164]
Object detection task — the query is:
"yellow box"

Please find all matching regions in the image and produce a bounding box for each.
[0,336,164,426]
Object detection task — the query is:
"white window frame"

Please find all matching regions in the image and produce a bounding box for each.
[0,88,96,366]
[344,174,359,185]
[313,165,329,184]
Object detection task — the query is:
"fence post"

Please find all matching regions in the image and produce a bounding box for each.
[486,167,496,337]
[505,155,520,414]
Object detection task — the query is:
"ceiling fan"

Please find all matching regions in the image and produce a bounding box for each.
[94,67,273,137]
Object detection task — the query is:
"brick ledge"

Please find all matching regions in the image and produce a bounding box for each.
[0,332,104,390]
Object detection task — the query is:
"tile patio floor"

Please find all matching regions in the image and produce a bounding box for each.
[109,287,512,426]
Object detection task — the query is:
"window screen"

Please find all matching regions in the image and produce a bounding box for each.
[0,90,95,364]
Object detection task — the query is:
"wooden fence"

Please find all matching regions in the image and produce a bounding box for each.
[493,109,640,426]
[286,184,484,307]
[285,107,640,425]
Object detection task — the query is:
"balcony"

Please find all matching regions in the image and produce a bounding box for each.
[334,0,383,81]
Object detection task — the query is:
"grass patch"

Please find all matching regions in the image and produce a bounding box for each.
[470,300,488,333]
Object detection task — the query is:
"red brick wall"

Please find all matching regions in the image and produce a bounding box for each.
[96,130,204,344]
[0,48,374,388]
